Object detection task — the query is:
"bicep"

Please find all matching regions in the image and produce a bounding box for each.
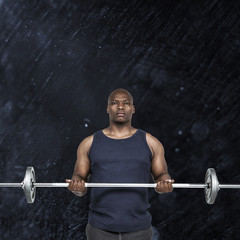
[151,146,168,179]
[148,135,168,179]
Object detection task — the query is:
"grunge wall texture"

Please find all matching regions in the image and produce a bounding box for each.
[0,1,239,239]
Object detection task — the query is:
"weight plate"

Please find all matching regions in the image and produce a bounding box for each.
[22,166,36,203]
[204,168,219,204]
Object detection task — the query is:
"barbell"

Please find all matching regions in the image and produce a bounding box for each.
[0,166,240,204]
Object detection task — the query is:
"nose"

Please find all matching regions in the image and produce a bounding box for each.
[117,102,124,109]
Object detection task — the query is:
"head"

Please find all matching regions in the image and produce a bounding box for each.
[107,88,135,125]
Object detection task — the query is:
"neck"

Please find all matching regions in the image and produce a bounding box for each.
[108,123,134,134]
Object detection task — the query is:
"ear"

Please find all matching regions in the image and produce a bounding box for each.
[107,105,109,113]
[132,105,135,114]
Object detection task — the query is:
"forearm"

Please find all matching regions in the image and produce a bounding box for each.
[154,172,171,182]
[72,174,86,181]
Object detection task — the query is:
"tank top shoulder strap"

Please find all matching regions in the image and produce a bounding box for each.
[137,129,153,159]
[88,130,102,156]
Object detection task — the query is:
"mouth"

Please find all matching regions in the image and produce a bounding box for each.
[116,113,125,117]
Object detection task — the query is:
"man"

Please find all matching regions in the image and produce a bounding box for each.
[66,88,174,240]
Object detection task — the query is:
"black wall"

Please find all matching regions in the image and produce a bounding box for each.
[0,1,239,239]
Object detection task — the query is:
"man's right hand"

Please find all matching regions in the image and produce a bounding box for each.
[66,179,87,196]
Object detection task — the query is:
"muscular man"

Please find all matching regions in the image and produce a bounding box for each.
[66,88,174,240]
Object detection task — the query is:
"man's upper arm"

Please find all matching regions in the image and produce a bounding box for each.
[72,135,93,181]
[146,133,170,181]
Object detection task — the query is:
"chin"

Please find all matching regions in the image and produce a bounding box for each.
[113,119,126,124]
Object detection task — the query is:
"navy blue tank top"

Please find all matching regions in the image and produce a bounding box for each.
[88,129,153,232]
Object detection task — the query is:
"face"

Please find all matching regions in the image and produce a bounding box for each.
[107,91,135,124]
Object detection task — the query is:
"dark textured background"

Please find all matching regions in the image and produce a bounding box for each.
[0,0,240,239]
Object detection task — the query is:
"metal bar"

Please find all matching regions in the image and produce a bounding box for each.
[0,183,23,187]
[34,183,207,188]
[34,183,69,187]
[173,184,207,188]
[219,184,240,189]
[2,182,240,189]
[87,183,158,188]
[34,183,157,188]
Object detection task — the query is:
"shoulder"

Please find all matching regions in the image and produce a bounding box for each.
[145,132,164,157]
[77,134,94,153]
[81,134,94,145]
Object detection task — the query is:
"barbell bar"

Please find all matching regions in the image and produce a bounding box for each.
[0,167,240,204]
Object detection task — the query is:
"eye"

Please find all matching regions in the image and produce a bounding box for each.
[125,102,130,105]
[111,102,117,105]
